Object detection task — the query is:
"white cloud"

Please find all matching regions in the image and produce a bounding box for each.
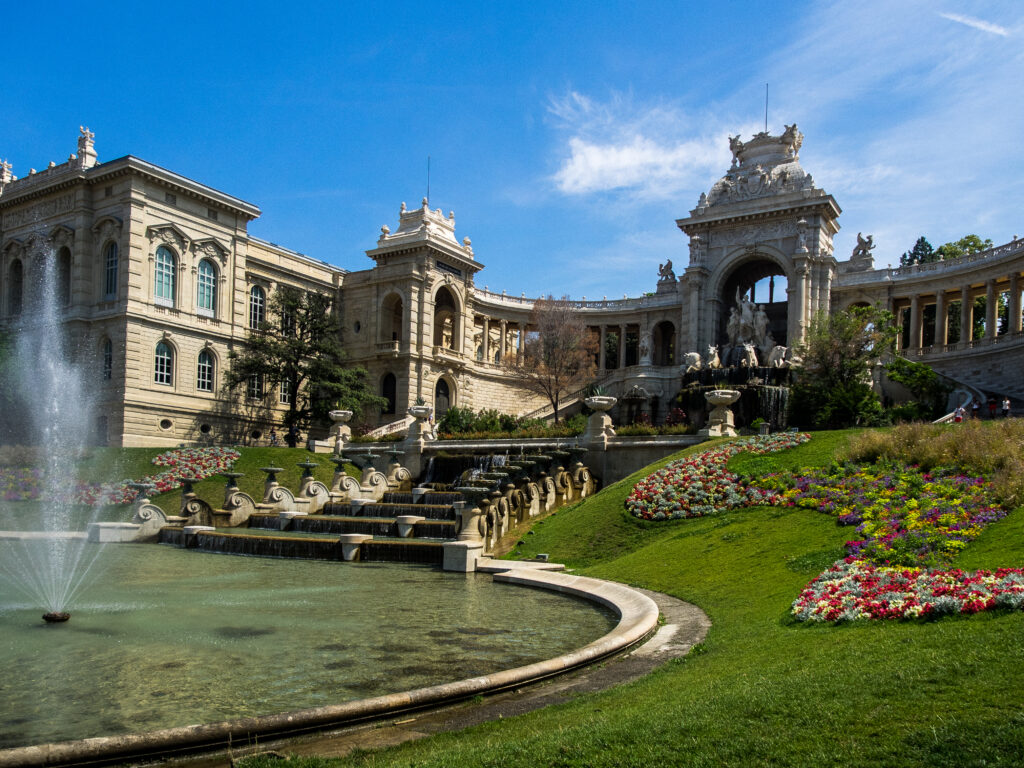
[939,12,1010,36]
[547,91,743,200]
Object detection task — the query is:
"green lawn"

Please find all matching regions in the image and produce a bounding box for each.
[241,430,1024,768]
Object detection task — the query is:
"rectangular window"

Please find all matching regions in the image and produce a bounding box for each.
[207,208,218,221]
[155,353,173,386]
[104,186,113,198]
[279,381,292,405]
[197,358,213,392]
[104,244,118,299]
[247,373,264,399]
[165,192,177,205]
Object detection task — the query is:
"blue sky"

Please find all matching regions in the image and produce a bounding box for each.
[2,1,1021,297]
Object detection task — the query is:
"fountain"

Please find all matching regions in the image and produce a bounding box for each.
[0,235,103,624]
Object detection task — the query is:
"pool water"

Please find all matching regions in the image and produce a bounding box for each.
[0,543,614,749]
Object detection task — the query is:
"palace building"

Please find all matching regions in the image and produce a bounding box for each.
[1,127,1021,446]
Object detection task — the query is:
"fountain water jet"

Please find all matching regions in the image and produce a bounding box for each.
[0,234,105,622]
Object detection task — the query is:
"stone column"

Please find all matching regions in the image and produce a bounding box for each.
[599,326,607,370]
[1010,273,1022,334]
[499,320,507,361]
[935,291,947,348]
[481,317,490,361]
[518,322,526,355]
[909,294,922,350]
[961,285,972,345]
[986,279,997,339]
[618,325,626,369]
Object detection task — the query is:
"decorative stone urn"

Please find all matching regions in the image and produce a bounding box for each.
[329,410,353,454]
[699,389,741,437]
[583,395,617,448]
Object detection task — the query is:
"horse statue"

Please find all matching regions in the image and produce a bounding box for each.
[706,345,722,369]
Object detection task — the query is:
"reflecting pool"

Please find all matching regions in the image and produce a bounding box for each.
[0,543,614,749]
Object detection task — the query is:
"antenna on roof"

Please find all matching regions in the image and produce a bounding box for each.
[426,156,431,204]
[764,83,769,133]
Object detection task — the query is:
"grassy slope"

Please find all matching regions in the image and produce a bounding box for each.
[259,431,1024,768]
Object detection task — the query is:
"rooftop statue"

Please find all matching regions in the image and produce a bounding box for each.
[851,232,875,260]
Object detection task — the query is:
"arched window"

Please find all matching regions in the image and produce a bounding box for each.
[102,338,113,381]
[154,341,174,385]
[154,247,176,307]
[435,378,452,419]
[196,350,214,392]
[196,259,217,317]
[381,373,397,414]
[433,287,459,350]
[7,259,23,316]
[104,242,119,299]
[57,247,72,306]
[249,285,266,329]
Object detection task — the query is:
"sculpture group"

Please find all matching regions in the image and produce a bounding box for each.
[682,290,794,374]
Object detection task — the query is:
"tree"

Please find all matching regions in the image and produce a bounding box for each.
[503,296,598,423]
[225,287,384,430]
[789,305,897,429]
[935,234,993,261]
[899,236,935,266]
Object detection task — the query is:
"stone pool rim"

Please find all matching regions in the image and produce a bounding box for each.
[0,562,659,768]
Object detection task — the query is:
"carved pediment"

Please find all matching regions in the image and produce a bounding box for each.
[1,238,24,260]
[91,216,123,244]
[49,224,75,251]
[192,237,230,266]
[147,223,191,256]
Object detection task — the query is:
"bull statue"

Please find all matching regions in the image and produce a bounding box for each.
[682,351,702,374]
[767,346,789,368]
[706,345,722,369]
[740,342,759,368]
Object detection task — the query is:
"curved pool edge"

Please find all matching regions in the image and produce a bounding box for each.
[0,566,660,768]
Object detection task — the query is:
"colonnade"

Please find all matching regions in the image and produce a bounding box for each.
[894,272,1023,352]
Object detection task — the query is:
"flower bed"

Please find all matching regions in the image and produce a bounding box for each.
[792,559,1024,621]
[0,447,240,505]
[627,434,1019,622]
[625,433,810,520]
[756,463,1006,568]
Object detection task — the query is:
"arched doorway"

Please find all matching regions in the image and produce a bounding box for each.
[381,372,397,415]
[433,287,460,350]
[652,321,676,366]
[720,258,789,356]
[381,293,404,343]
[434,378,452,419]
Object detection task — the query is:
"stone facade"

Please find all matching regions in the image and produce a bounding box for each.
[1,127,1021,446]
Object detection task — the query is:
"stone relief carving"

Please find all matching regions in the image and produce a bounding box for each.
[2,194,75,229]
[712,220,799,247]
[193,239,229,266]
[92,217,123,246]
[688,235,706,265]
[147,224,190,256]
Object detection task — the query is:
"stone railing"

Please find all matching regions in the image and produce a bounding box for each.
[375,340,401,355]
[839,238,1024,288]
[902,329,1024,360]
[471,286,681,312]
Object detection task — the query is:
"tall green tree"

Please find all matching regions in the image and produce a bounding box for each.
[225,287,384,430]
[790,305,897,429]
[900,236,935,266]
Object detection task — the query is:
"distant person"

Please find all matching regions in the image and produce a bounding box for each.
[1003,397,1012,418]
[285,425,299,448]
[953,405,965,423]
[988,398,998,419]
[269,427,279,447]
[971,401,980,419]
